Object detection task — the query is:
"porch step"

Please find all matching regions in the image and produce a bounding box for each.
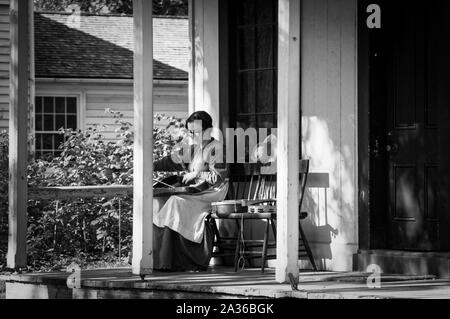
[297,271,436,283]
[356,250,450,279]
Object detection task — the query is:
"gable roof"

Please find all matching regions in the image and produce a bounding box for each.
[34,12,189,80]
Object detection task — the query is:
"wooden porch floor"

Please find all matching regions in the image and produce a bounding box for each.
[3,267,450,299]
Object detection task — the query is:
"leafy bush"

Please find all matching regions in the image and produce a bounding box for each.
[1,111,186,271]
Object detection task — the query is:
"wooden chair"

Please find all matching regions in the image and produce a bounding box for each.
[209,161,317,273]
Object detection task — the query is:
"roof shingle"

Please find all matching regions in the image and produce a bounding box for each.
[35,12,189,80]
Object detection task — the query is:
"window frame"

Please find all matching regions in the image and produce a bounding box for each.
[229,0,278,130]
[34,91,82,158]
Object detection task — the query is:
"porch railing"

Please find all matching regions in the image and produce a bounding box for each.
[26,173,329,265]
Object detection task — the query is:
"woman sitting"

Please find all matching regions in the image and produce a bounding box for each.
[152,111,228,271]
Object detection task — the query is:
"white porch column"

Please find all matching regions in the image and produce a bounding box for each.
[7,0,32,269]
[276,0,301,283]
[188,0,195,116]
[190,0,220,127]
[132,0,153,275]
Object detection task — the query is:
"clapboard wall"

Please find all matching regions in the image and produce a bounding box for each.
[36,80,189,140]
[0,0,9,132]
[300,0,358,272]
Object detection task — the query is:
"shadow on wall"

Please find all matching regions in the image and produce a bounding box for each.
[301,116,358,271]
[301,193,339,269]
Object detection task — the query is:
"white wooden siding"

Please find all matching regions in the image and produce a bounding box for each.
[0,1,9,132]
[300,0,358,272]
[36,81,189,140]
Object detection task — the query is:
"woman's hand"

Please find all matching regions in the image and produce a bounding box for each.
[182,171,199,184]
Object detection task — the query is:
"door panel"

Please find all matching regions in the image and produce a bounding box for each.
[383,1,443,251]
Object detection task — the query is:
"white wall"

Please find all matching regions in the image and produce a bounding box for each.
[35,80,189,140]
[300,0,358,272]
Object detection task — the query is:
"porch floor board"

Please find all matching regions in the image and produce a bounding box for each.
[2,268,450,299]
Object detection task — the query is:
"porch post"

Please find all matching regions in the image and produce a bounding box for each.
[7,0,31,269]
[188,0,195,116]
[191,0,220,127]
[132,0,153,275]
[276,0,301,283]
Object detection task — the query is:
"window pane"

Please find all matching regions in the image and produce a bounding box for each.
[35,97,43,114]
[42,151,54,161]
[55,115,66,131]
[43,97,54,113]
[67,97,77,113]
[54,151,63,158]
[55,134,64,149]
[239,27,255,70]
[67,115,77,130]
[256,25,275,69]
[55,97,66,114]
[256,0,276,24]
[44,115,55,131]
[236,117,248,130]
[238,0,255,25]
[256,70,274,113]
[257,114,276,129]
[35,114,43,131]
[35,134,43,150]
[237,115,257,129]
[231,0,278,136]
[43,134,54,150]
[238,72,255,114]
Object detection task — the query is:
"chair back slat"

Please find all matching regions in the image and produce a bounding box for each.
[236,178,243,199]
[253,175,262,200]
[226,160,310,204]
[247,175,254,200]
[267,177,271,200]
[299,160,310,208]
[268,175,275,199]
[232,178,239,199]
[269,176,276,199]
[260,177,267,200]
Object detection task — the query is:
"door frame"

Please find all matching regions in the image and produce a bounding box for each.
[358,0,387,250]
[358,0,450,252]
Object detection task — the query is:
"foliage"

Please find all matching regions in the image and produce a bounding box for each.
[33,0,188,16]
[0,111,186,271]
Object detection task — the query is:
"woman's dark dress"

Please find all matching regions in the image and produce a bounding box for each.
[152,222,214,271]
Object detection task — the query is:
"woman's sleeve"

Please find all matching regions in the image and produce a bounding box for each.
[154,140,193,172]
[197,144,228,186]
[153,155,185,172]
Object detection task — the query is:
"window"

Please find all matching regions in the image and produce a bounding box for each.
[35,96,78,159]
[230,0,278,130]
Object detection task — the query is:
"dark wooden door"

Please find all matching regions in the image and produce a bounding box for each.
[378,1,449,251]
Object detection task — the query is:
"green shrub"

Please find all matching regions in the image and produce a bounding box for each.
[1,111,186,271]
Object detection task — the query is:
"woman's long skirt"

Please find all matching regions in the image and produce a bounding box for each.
[152,220,214,271]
